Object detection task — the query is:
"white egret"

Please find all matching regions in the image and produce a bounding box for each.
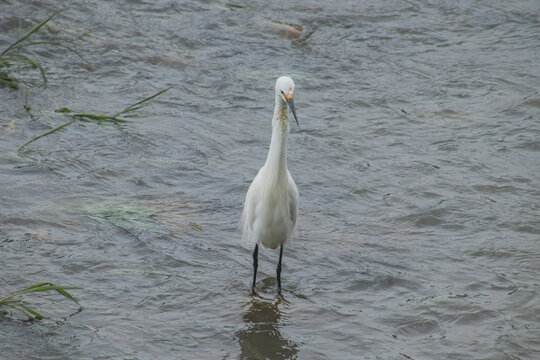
[241,76,299,295]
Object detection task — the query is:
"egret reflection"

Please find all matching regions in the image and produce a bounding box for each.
[237,295,298,359]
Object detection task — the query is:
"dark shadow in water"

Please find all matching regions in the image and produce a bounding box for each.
[236,285,298,360]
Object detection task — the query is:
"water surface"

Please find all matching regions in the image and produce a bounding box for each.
[1,1,539,359]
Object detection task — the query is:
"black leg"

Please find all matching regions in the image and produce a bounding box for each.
[252,243,259,294]
[277,244,283,294]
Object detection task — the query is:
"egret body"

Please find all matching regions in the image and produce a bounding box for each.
[241,76,299,295]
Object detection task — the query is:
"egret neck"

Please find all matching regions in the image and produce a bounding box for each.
[265,95,290,175]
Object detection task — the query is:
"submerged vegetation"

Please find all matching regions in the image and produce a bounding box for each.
[18,88,169,152]
[0,12,82,89]
[0,282,80,321]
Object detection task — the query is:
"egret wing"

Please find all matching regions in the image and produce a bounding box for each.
[287,172,299,227]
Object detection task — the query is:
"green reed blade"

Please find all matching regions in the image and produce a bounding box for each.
[1,12,59,56]
[2,301,44,321]
[0,282,80,321]
[22,285,81,304]
[2,53,47,84]
[16,303,44,320]
[0,75,18,89]
[2,302,35,319]
[0,282,47,302]
[18,119,75,152]
[54,107,72,113]
[72,112,128,123]
[112,88,170,118]
[0,282,56,301]
[54,287,80,304]
[18,285,79,293]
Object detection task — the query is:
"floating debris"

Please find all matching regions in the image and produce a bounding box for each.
[262,21,303,39]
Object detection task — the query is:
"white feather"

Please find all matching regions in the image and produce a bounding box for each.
[241,76,299,250]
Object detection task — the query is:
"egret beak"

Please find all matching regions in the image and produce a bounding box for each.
[283,94,299,127]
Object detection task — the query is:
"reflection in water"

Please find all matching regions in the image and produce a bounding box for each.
[237,296,298,360]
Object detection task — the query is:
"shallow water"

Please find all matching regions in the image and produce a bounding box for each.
[1,1,539,359]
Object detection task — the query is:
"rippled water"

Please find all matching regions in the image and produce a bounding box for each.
[1,1,539,359]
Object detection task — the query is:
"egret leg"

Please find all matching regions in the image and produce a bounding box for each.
[252,243,259,294]
[277,244,284,294]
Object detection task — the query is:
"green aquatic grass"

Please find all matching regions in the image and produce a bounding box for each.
[81,197,199,238]
[82,199,177,233]
[0,12,83,89]
[18,88,169,153]
[83,202,158,230]
[0,282,80,321]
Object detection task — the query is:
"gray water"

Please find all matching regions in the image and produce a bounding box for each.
[1,1,539,359]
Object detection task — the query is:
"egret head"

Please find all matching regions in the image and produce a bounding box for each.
[275,76,299,127]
